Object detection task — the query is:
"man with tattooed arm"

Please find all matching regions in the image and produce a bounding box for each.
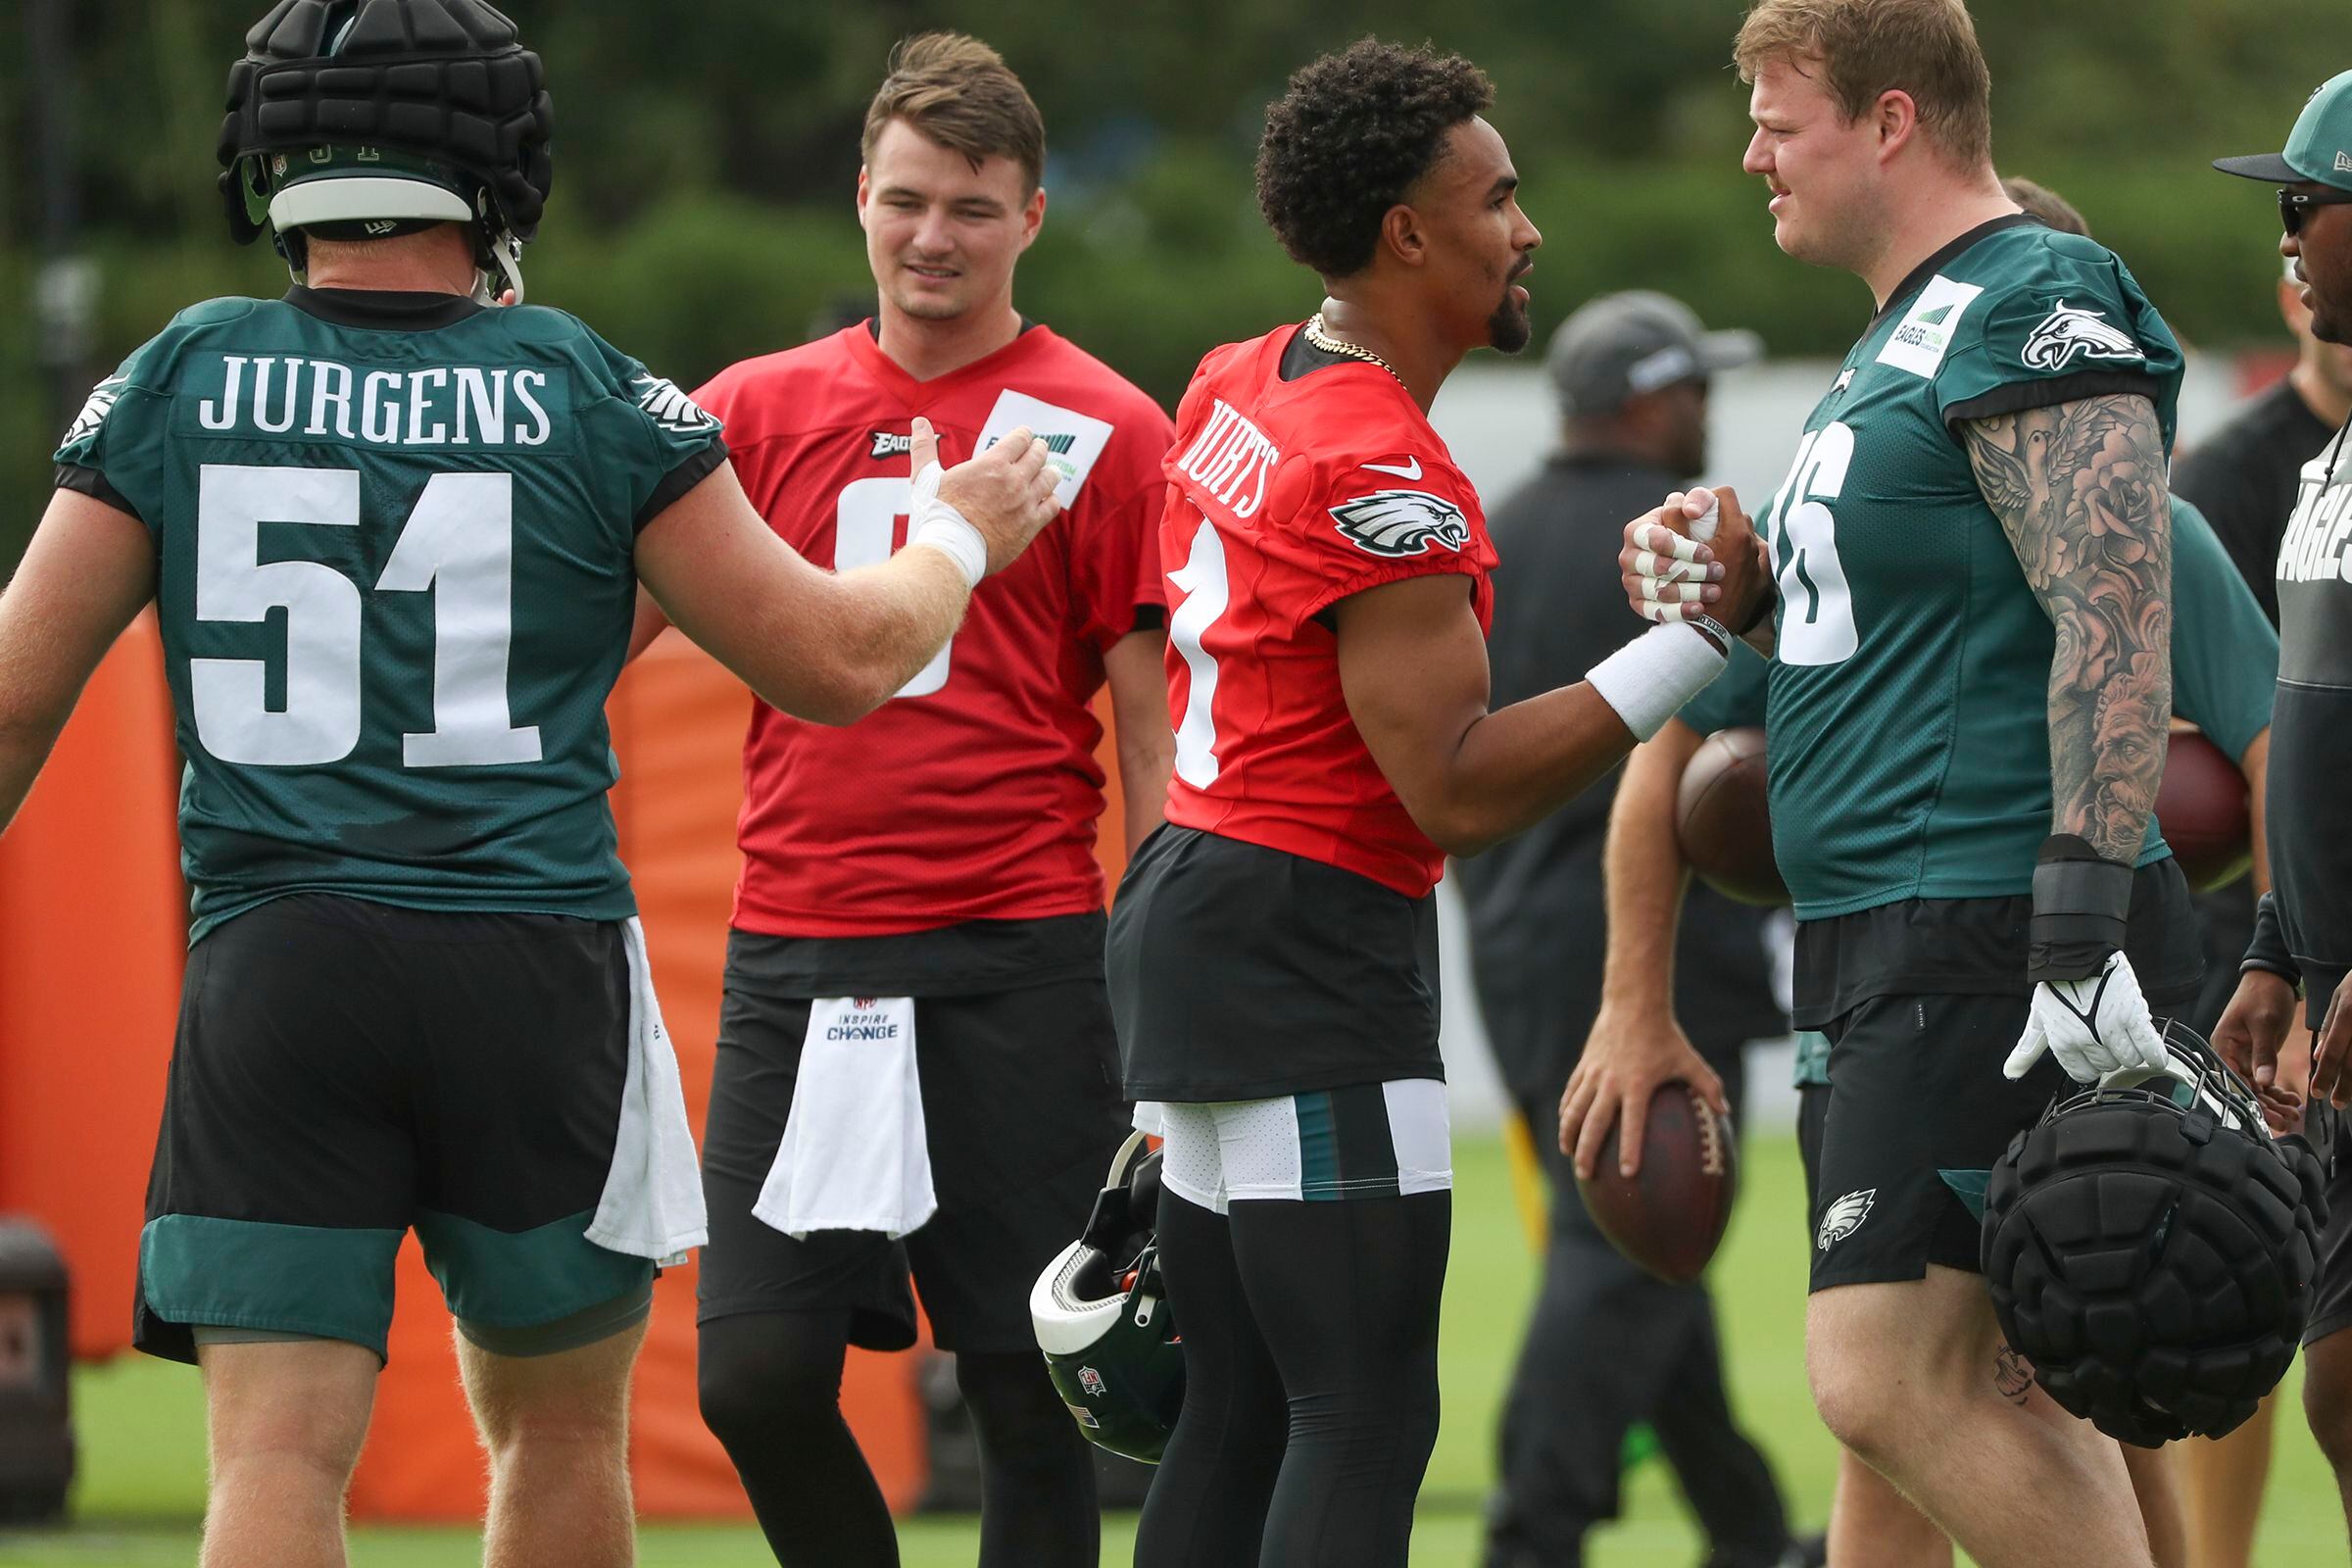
[1561,4,2199,1566]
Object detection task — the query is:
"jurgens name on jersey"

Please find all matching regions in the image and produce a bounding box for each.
[189,354,561,450]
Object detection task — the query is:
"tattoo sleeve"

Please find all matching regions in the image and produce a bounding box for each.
[1961,394,2172,864]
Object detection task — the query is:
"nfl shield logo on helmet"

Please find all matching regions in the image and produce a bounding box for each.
[1078,1365,1107,1399]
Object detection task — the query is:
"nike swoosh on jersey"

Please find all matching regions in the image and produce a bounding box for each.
[1362,457,1422,480]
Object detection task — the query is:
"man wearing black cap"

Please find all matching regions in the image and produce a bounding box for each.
[1454,291,1806,1568]
[2210,67,2352,1544]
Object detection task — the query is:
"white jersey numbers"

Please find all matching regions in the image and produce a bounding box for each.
[1168,512,1231,788]
[1761,421,1861,667]
[191,462,542,768]
[833,475,953,699]
[375,472,543,766]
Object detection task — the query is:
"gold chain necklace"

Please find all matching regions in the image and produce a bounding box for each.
[1304,313,1404,387]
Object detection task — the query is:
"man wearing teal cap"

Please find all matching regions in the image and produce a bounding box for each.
[2211,67,2352,1549]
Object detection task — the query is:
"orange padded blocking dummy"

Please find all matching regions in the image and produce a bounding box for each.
[0,613,182,1360]
[6,622,1131,1519]
[352,632,930,1517]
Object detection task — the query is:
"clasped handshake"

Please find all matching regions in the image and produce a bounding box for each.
[1617,487,1775,648]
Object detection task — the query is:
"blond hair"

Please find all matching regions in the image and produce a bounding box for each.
[2000,175,2087,237]
[861,32,1046,193]
[1734,0,1992,169]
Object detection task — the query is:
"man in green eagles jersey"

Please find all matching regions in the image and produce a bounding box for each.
[1646,485,2277,1568]
[1565,4,2198,1565]
[0,4,1058,1566]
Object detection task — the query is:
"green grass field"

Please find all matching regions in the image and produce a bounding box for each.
[0,1132,2339,1565]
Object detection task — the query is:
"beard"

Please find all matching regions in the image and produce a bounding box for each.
[1487,288,1533,354]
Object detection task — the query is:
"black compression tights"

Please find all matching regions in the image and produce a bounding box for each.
[1134,1188,1450,1568]
[697,1309,1100,1568]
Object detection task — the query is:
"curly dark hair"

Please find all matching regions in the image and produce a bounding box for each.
[1255,39,1494,279]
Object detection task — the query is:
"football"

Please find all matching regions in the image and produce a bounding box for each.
[2156,728,2251,892]
[1676,726,1786,906]
[1576,1083,1740,1285]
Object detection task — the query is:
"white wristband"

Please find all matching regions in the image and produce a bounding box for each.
[904,460,987,589]
[1585,622,1728,742]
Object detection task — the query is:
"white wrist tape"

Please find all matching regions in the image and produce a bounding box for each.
[904,460,987,589]
[1586,622,1728,742]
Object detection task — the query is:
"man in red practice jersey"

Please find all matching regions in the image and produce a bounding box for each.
[644,33,1175,1568]
[1106,40,1773,1568]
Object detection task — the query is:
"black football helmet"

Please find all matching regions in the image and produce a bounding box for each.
[218,0,553,301]
[1983,1020,2327,1446]
[1030,1132,1183,1463]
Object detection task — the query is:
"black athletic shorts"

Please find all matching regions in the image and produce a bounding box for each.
[2302,1095,2352,1348]
[1797,1081,1831,1224]
[697,937,1131,1354]
[1801,864,2202,1294]
[1109,823,1443,1102]
[136,895,654,1364]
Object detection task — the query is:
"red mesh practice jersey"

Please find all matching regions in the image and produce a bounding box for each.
[697,323,1173,936]
[1157,326,1497,898]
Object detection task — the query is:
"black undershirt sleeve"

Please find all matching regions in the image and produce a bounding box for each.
[54,463,143,523]
[633,439,730,534]
[1942,369,2173,437]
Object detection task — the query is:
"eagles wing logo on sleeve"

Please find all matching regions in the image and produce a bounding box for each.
[63,374,127,450]
[2020,301,2146,371]
[632,374,718,433]
[1816,1188,1877,1251]
[1330,488,1469,559]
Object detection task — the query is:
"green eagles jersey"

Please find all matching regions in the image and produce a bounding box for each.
[1749,216,2183,919]
[1683,497,2274,756]
[53,288,727,941]
[2169,496,2277,762]
[1680,639,1770,737]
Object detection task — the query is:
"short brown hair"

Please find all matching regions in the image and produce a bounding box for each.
[862,32,1046,193]
[2001,175,2087,237]
[1734,0,1992,169]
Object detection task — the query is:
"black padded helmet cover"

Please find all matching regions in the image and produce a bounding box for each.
[218,0,552,246]
[1983,1028,2326,1446]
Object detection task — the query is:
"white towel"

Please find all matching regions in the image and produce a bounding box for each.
[586,917,708,1266]
[754,996,937,1240]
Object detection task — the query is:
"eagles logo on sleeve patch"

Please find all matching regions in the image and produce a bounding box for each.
[2020,302,2145,371]
[1330,489,1469,559]
[632,373,718,433]
[63,373,127,449]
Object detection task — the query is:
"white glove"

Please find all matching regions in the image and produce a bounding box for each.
[2004,951,2171,1085]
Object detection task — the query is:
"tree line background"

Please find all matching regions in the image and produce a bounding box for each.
[0,0,2332,559]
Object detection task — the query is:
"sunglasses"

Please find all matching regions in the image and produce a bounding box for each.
[2280,186,2352,237]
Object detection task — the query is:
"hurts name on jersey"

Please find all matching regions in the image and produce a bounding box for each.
[191,354,560,449]
[1174,398,1280,519]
